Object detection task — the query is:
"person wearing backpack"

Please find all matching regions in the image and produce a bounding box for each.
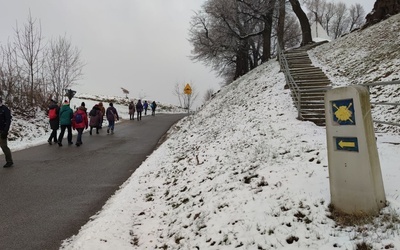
[72,104,88,146]
[47,99,60,145]
[106,102,119,134]
[57,100,74,146]
[151,101,157,116]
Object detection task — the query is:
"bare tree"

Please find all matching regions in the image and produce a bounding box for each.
[14,10,45,106]
[330,2,348,38]
[173,82,184,108]
[203,88,215,104]
[348,3,365,31]
[190,0,280,82]
[45,35,84,102]
[304,0,365,37]
[0,41,20,108]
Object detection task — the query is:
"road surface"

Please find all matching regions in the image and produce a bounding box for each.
[0,113,186,250]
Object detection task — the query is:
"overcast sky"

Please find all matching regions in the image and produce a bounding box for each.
[0,0,375,108]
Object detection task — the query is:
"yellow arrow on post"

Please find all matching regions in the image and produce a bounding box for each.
[338,140,356,148]
[184,83,192,95]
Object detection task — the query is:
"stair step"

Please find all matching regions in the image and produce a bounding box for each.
[290,68,324,73]
[292,73,327,78]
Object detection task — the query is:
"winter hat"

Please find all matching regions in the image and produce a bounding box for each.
[63,100,69,105]
[81,102,85,107]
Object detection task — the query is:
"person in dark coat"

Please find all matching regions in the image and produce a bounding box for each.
[57,100,74,146]
[151,101,157,116]
[89,104,102,135]
[128,101,135,120]
[136,100,143,121]
[106,102,119,134]
[47,99,60,145]
[0,97,13,168]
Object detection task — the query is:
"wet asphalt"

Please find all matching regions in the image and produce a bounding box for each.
[0,113,187,250]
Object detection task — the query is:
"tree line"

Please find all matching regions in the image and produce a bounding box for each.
[0,12,84,117]
[189,0,366,85]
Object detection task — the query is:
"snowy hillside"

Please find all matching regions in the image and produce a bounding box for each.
[59,14,400,250]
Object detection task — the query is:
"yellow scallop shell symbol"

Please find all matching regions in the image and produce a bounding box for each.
[333,103,354,123]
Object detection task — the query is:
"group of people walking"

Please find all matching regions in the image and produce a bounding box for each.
[47,100,120,147]
[0,98,157,168]
[128,100,157,120]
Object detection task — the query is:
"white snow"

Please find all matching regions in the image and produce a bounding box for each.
[3,14,400,250]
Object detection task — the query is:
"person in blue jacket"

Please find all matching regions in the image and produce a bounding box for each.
[143,100,148,115]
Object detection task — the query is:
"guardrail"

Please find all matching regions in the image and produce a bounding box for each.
[277,45,302,119]
[362,80,400,127]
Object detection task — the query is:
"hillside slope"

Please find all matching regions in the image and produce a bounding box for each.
[60,15,400,249]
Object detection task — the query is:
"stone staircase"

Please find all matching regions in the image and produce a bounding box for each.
[283,46,331,126]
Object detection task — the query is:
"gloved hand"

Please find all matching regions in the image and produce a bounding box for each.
[1,132,8,139]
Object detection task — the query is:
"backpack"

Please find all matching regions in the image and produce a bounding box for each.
[49,108,57,120]
[75,113,83,124]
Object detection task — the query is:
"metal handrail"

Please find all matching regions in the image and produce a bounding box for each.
[361,81,400,127]
[277,45,302,119]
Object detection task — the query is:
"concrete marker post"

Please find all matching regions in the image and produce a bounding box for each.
[324,85,386,215]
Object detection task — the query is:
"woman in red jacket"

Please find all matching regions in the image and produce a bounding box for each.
[72,105,88,146]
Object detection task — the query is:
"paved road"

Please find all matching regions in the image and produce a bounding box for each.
[0,113,186,250]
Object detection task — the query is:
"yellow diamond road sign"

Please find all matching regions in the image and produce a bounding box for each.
[184,83,192,95]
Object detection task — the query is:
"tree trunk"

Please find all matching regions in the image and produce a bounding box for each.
[261,0,277,62]
[277,0,286,50]
[234,42,249,80]
[289,0,313,46]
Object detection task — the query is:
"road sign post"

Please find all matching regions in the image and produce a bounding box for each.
[64,89,76,101]
[324,85,386,215]
[184,83,192,113]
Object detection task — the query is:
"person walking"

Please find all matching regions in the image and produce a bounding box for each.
[136,100,143,121]
[80,102,87,114]
[128,101,135,120]
[0,97,13,168]
[143,100,148,115]
[88,104,102,135]
[106,102,119,134]
[57,100,74,146]
[151,101,157,116]
[72,104,88,146]
[47,99,60,145]
[98,102,105,129]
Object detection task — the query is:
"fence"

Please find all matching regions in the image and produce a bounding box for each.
[362,80,400,127]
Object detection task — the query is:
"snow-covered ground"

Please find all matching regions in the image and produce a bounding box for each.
[3,14,400,250]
